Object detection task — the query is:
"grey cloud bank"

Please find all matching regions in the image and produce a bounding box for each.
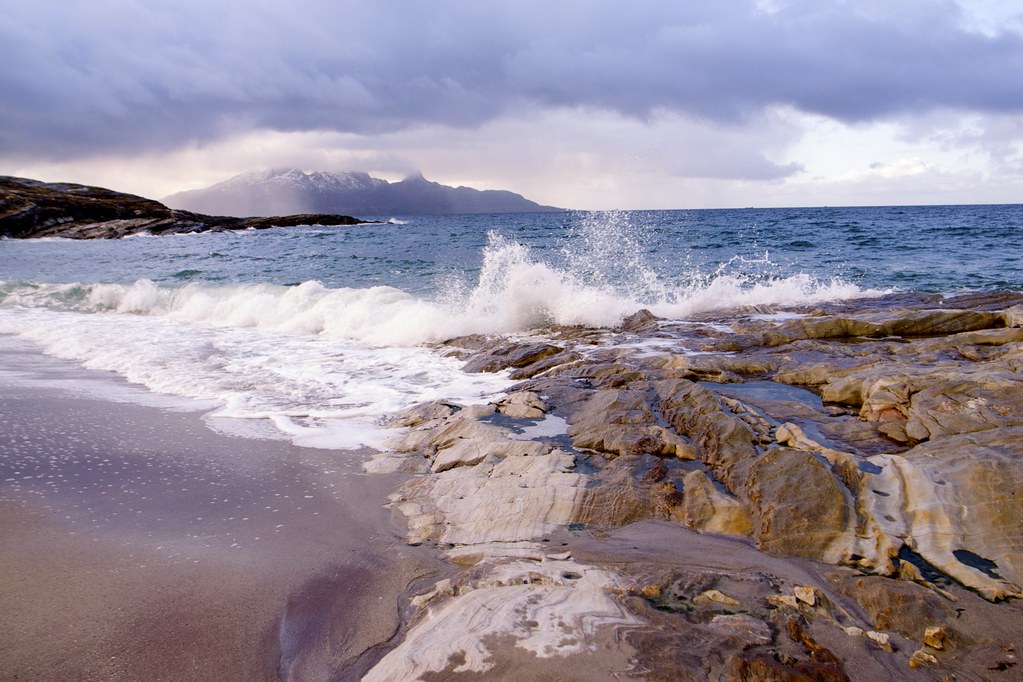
[2,0,1022,160]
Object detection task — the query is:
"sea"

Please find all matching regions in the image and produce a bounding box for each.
[1,204,1021,451]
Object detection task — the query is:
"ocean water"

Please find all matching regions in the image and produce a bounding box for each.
[1,205,1021,450]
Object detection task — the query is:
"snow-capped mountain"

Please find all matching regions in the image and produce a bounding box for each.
[163,169,563,217]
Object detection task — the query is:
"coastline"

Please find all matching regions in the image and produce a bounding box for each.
[3,288,1023,680]
[0,339,446,681]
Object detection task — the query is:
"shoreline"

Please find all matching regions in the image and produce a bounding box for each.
[0,343,446,681]
[3,289,1023,680]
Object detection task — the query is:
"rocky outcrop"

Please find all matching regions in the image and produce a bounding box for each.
[743,447,856,564]
[363,291,1023,680]
[568,388,694,459]
[0,175,369,239]
[676,470,753,535]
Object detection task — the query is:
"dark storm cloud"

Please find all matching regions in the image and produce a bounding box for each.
[2,0,1021,159]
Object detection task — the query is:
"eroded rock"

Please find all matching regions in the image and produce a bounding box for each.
[829,574,954,640]
[492,390,548,419]
[395,448,586,546]
[568,388,694,459]
[744,447,855,564]
[369,292,1023,681]
[677,470,753,536]
[461,341,566,375]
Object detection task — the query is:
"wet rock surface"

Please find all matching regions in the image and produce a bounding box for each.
[363,292,1023,680]
[1,175,369,239]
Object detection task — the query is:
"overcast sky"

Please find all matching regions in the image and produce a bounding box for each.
[2,0,1022,209]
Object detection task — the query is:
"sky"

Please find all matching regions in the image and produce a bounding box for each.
[2,0,1022,210]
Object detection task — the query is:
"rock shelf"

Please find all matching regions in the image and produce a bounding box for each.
[364,291,1023,680]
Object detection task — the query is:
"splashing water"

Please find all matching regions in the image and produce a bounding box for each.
[1,212,881,343]
[447,212,881,330]
[562,210,672,304]
[0,207,913,449]
[457,232,638,331]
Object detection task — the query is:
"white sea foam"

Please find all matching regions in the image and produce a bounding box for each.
[456,229,882,330]
[0,305,514,450]
[0,219,883,450]
[649,273,874,319]
[0,224,882,345]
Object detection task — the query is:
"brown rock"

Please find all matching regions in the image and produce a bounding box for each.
[903,371,1023,442]
[571,459,661,527]
[786,616,849,677]
[767,594,800,609]
[387,400,460,428]
[708,614,773,647]
[658,353,773,383]
[793,586,817,607]
[492,390,548,419]
[723,652,850,682]
[679,470,753,536]
[693,588,740,607]
[568,389,692,459]
[865,630,892,651]
[508,350,582,379]
[641,584,662,598]
[924,625,946,650]
[829,575,952,639]
[461,341,564,374]
[775,308,1007,342]
[656,379,760,492]
[909,649,938,668]
[743,447,854,563]
[619,308,660,332]
[551,360,648,388]
[874,427,1023,599]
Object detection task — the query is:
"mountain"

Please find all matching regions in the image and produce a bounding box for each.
[163,169,564,216]
[0,175,368,239]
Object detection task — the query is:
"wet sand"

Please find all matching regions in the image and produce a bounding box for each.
[0,341,445,681]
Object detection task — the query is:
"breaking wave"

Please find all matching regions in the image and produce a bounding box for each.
[0,235,880,348]
[0,210,887,450]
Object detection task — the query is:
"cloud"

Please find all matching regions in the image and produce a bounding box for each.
[5,105,807,210]
[2,0,1022,163]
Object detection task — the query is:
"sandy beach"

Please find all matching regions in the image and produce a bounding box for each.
[0,339,445,681]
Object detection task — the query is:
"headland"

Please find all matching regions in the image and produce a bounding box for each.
[1,175,370,239]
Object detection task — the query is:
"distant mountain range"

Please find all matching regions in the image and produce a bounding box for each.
[163,169,564,217]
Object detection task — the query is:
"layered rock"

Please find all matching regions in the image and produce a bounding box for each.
[363,557,637,681]
[568,388,695,459]
[675,470,753,535]
[363,292,1023,680]
[743,447,857,564]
